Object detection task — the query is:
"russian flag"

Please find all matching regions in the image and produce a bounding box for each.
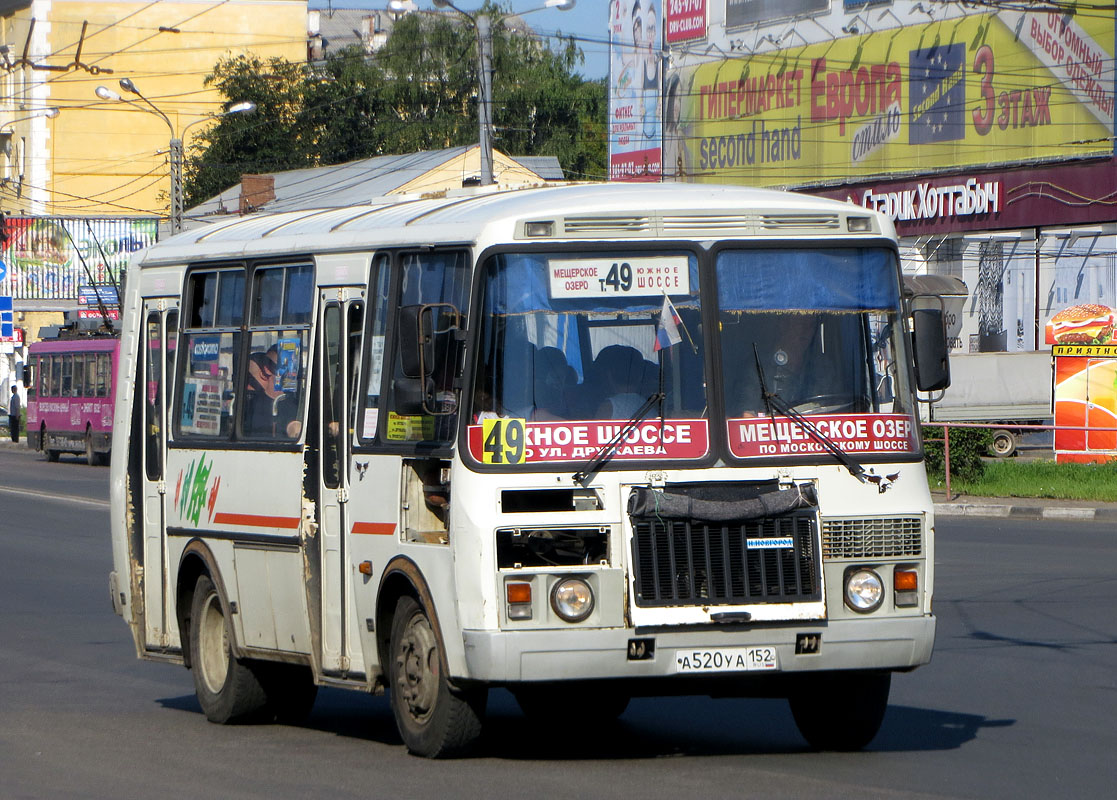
[654,295,683,352]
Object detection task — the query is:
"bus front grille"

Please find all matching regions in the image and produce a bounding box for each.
[630,512,821,608]
[821,516,923,560]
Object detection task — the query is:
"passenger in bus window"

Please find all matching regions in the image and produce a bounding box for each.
[593,345,654,419]
[532,347,578,420]
[245,347,301,439]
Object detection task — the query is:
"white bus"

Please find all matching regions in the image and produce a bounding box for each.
[109,183,950,757]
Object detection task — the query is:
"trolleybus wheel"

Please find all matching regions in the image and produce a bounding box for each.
[388,595,484,757]
[513,682,630,724]
[189,573,268,724]
[85,432,97,466]
[788,670,891,751]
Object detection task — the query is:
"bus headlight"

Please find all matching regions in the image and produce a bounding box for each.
[551,578,594,622]
[844,568,883,613]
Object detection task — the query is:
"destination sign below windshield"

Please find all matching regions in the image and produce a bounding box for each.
[468,418,709,464]
[548,256,690,299]
[728,414,916,459]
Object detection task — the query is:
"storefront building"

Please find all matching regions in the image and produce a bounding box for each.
[609,0,1116,359]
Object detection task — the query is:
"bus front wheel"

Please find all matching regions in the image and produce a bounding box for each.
[788,670,891,751]
[189,574,268,724]
[388,595,485,758]
[85,432,97,466]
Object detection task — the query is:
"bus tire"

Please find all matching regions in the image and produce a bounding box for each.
[85,432,97,466]
[514,682,630,724]
[46,449,59,462]
[189,573,268,724]
[257,662,318,724]
[388,595,484,758]
[788,670,890,751]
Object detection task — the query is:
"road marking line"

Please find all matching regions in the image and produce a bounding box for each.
[0,485,109,508]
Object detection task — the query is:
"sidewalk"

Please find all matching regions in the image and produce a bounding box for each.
[933,491,1117,522]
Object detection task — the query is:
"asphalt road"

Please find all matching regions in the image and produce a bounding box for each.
[1,445,1114,799]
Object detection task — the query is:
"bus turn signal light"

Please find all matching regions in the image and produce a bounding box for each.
[894,569,918,607]
[506,582,532,620]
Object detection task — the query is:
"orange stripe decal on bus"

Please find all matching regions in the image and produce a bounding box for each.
[211,512,301,529]
[351,521,397,536]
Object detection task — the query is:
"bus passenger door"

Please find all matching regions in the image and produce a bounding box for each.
[141,301,178,650]
[316,291,364,674]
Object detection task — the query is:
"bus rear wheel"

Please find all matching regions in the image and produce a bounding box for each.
[388,595,485,758]
[85,432,98,466]
[189,574,268,724]
[788,670,891,751]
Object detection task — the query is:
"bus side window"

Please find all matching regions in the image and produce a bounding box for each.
[178,268,244,439]
[39,356,50,398]
[358,254,391,444]
[61,355,73,397]
[241,264,312,441]
[98,353,110,398]
[383,250,469,443]
[85,354,97,399]
[51,356,61,398]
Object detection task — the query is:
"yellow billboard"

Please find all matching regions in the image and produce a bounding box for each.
[665,9,1114,186]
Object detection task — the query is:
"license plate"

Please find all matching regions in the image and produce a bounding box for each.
[674,646,779,673]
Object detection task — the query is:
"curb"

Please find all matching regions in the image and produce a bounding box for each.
[935,502,1117,521]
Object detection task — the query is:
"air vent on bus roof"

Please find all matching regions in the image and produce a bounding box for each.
[660,214,753,232]
[563,215,654,235]
[759,213,842,231]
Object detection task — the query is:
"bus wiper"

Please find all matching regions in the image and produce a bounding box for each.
[752,346,868,483]
[573,392,664,485]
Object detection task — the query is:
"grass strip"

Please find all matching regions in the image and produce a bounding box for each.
[930,459,1117,502]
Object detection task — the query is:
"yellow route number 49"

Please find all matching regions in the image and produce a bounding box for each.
[481,418,527,464]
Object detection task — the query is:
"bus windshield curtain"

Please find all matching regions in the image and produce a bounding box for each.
[716,248,899,312]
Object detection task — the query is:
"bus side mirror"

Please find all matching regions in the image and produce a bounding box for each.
[393,376,436,416]
[398,305,433,379]
[911,307,951,392]
[22,364,31,386]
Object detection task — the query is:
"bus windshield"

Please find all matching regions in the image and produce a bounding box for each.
[468,246,915,467]
[716,247,915,461]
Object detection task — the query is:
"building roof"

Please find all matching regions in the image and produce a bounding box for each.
[187,146,565,224]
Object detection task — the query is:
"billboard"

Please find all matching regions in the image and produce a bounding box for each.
[0,217,158,301]
[609,0,663,181]
[669,7,1114,187]
[666,0,707,44]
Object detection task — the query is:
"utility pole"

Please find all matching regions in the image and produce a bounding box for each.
[477,14,493,186]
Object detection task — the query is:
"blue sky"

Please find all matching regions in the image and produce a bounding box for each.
[309,1,611,80]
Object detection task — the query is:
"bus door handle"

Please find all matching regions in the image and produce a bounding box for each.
[337,487,349,504]
[156,479,166,496]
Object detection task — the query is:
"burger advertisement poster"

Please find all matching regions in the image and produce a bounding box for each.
[1050,303,1117,462]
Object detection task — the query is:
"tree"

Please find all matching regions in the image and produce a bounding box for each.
[184,4,607,208]
[183,56,312,206]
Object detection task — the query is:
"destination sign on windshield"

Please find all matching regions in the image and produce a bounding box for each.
[548,256,690,299]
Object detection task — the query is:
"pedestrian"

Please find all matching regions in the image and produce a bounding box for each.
[9,385,21,443]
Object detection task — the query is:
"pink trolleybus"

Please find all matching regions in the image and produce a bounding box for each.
[27,334,120,465]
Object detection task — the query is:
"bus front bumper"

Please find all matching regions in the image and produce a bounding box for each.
[461,615,935,683]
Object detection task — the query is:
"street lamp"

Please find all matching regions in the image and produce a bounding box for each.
[95,81,256,233]
[391,0,575,186]
[0,106,60,132]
